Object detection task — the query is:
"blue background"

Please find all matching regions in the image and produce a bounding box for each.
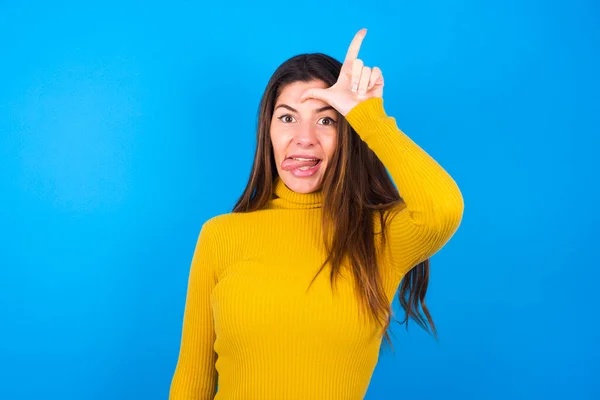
[1,1,598,399]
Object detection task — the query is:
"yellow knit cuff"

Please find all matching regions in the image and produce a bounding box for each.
[344,97,387,130]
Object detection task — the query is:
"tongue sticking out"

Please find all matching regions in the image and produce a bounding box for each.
[281,158,321,171]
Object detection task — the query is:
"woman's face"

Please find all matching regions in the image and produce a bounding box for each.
[270,80,339,194]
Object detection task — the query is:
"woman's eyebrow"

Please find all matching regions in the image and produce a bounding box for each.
[275,104,335,113]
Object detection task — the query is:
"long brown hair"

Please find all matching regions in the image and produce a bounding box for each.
[232,53,436,349]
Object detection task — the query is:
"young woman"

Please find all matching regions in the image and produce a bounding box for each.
[170,28,464,399]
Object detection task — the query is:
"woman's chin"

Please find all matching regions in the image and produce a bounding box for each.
[281,172,323,194]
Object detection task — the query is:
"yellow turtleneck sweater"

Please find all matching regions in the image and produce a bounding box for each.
[169,97,464,400]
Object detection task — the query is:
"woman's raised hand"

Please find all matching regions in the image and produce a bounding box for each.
[300,28,384,116]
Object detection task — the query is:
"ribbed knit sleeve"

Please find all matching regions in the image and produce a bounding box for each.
[345,97,464,274]
[169,219,219,399]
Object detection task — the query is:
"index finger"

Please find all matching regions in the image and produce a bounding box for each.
[342,28,367,71]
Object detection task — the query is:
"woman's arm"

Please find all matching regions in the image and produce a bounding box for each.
[298,30,463,275]
[345,97,464,275]
[169,220,219,399]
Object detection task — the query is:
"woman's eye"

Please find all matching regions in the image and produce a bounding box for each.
[319,117,337,126]
[277,115,337,125]
[278,114,295,123]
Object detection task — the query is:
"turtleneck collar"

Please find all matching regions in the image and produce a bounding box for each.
[270,176,323,209]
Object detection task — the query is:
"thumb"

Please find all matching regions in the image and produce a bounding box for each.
[299,87,330,103]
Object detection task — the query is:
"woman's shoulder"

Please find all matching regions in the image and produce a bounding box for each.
[200,210,265,236]
[198,211,268,264]
[202,212,237,232]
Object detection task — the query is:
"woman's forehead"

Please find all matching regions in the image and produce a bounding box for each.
[276,81,330,109]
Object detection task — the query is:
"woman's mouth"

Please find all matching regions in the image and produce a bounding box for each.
[281,157,323,177]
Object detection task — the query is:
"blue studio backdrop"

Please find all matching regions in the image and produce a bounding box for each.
[1,1,598,399]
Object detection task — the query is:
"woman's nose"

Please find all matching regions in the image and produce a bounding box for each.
[294,124,318,145]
